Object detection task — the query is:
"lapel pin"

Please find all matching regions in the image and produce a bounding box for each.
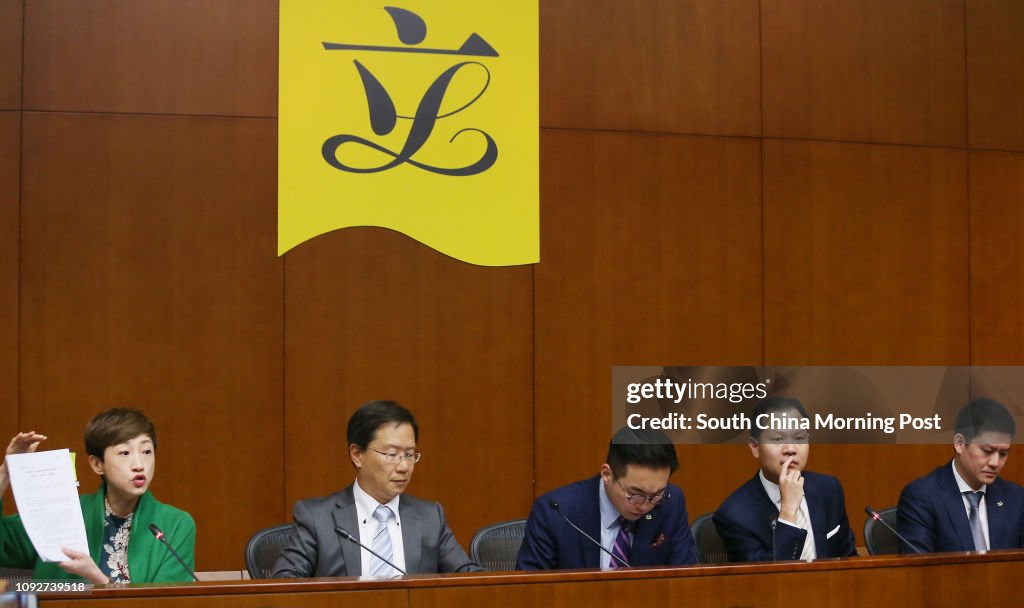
[645,514,653,520]
[997,501,1004,508]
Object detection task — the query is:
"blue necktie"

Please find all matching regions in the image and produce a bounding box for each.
[964,491,987,551]
[370,505,397,576]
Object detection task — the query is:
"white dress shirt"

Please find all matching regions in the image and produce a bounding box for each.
[598,480,633,569]
[760,469,816,560]
[951,460,990,550]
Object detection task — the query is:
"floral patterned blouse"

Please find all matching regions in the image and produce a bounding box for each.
[99,497,133,583]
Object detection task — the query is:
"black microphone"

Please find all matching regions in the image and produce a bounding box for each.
[147,524,199,581]
[336,527,407,575]
[769,516,778,561]
[864,507,922,554]
[549,500,630,568]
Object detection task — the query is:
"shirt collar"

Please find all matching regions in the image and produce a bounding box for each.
[759,469,783,507]
[951,459,986,495]
[103,496,134,524]
[598,477,621,530]
[353,479,402,523]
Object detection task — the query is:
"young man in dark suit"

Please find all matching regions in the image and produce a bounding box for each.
[516,427,697,570]
[897,398,1024,553]
[714,397,857,562]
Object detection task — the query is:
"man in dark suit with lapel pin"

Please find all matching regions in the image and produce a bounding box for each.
[713,397,857,562]
[516,427,697,570]
[897,397,1024,554]
[272,400,481,577]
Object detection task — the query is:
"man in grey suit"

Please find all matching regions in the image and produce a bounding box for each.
[272,400,481,577]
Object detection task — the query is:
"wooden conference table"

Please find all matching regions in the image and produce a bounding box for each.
[39,550,1024,607]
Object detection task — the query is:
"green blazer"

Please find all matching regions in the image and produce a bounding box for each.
[0,483,195,582]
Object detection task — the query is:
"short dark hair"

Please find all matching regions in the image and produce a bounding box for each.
[955,398,1016,443]
[347,400,419,450]
[84,408,157,461]
[606,427,678,477]
[749,396,809,440]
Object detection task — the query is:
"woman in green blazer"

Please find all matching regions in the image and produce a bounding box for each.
[0,408,195,583]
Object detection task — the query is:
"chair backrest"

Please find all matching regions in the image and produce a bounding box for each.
[469,519,527,571]
[864,506,899,555]
[0,566,34,585]
[691,512,729,564]
[245,523,296,579]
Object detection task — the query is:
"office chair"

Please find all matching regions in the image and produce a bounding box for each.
[469,519,527,571]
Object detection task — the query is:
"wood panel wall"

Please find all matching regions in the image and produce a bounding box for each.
[762,0,966,147]
[0,0,20,517]
[966,0,1024,151]
[0,0,1022,569]
[282,229,533,549]
[0,110,17,515]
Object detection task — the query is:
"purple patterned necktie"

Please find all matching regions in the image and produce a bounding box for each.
[610,516,632,568]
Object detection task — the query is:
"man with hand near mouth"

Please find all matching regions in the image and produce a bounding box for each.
[273,400,481,577]
[714,397,856,562]
[897,398,1024,553]
[516,426,697,570]
[0,408,195,583]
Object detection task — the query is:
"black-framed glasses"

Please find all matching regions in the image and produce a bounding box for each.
[369,448,421,464]
[616,480,669,506]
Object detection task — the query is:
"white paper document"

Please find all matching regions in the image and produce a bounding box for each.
[5,449,89,562]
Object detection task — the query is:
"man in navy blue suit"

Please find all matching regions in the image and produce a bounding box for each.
[515,427,697,569]
[897,398,1024,554]
[713,397,857,562]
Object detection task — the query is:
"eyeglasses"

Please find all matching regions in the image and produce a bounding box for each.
[616,480,669,506]
[370,448,422,464]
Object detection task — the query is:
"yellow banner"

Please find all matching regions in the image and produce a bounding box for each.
[279,1,538,266]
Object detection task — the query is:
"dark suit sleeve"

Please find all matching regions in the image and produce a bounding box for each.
[434,502,483,573]
[667,493,698,565]
[832,478,857,557]
[713,508,806,562]
[1017,485,1024,549]
[897,482,936,554]
[516,499,558,570]
[272,500,318,578]
[1018,490,1024,549]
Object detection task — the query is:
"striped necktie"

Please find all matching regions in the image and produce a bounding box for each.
[369,505,397,576]
[964,491,988,551]
[609,516,632,568]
